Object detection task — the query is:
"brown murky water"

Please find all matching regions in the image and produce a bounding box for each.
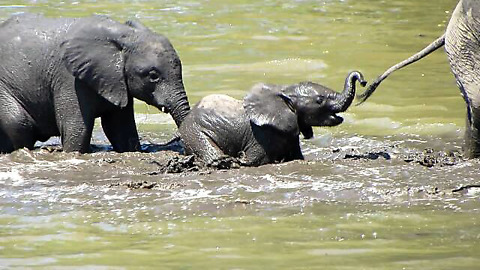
[1,0,479,269]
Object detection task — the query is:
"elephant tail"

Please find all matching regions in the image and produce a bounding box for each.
[356,33,446,104]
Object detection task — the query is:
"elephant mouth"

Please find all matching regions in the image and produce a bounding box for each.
[322,113,344,127]
[299,113,343,139]
[302,112,344,128]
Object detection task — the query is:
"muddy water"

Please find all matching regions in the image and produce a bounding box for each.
[1,0,480,269]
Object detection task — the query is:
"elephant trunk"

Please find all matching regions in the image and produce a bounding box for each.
[328,71,367,113]
[169,89,190,127]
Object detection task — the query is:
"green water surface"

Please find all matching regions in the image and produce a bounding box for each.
[1,1,479,269]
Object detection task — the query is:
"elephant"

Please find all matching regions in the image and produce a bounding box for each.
[178,71,366,166]
[0,13,190,153]
[357,0,480,158]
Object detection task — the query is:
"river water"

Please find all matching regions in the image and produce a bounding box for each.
[1,0,479,269]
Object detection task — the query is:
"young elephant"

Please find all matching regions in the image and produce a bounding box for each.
[0,14,190,153]
[179,71,366,166]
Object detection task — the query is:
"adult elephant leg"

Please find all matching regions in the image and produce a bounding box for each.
[464,107,480,158]
[101,102,140,152]
[445,0,480,158]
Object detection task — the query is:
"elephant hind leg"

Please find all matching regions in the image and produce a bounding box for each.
[0,103,37,152]
[449,65,480,158]
[0,127,37,153]
[464,106,480,158]
[101,105,140,153]
[0,122,37,152]
[0,129,16,153]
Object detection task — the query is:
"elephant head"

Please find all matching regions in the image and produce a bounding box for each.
[244,71,366,139]
[61,16,190,126]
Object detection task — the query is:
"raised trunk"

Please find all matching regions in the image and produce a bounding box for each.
[328,71,366,113]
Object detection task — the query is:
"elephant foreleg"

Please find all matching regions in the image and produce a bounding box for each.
[183,129,227,165]
[60,120,94,153]
[57,104,94,153]
[285,140,304,162]
[101,104,140,152]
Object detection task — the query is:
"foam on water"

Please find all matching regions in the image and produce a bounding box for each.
[0,169,24,186]
[170,189,223,201]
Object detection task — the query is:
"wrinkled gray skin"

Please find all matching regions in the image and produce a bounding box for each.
[0,14,190,153]
[179,71,366,166]
[357,0,480,158]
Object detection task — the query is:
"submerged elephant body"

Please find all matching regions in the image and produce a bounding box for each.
[179,71,366,166]
[358,0,480,158]
[179,94,304,166]
[0,14,189,153]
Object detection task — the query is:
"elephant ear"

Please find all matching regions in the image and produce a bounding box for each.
[61,19,130,108]
[243,83,299,135]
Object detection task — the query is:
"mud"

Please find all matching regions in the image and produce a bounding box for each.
[341,145,464,167]
[108,180,186,190]
[148,155,199,174]
[28,141,469,175]
[4,141,475,199]
[401,148,464,167]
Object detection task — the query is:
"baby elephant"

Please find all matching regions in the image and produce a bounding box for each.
[179,71,366,166]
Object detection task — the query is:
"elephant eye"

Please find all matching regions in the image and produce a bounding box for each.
[148,70,161,83]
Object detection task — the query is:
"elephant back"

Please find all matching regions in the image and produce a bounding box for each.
[179,94,252,158]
